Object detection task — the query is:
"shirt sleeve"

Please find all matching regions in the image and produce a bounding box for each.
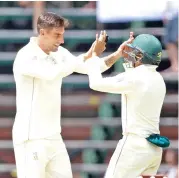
[87,58,135,94]
[54,47,109,74]
[13,51,63,80]
[74,54,109,74]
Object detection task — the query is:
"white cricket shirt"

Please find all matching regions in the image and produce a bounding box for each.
[87,59,166,138]
[13,37,108,144]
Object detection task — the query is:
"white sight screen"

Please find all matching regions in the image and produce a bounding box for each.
[97,0,178,22]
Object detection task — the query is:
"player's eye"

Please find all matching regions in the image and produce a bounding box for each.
[135,52,143,60]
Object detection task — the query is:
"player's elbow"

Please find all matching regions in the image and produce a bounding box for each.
[100,64,109,73]
[89,82,101,91]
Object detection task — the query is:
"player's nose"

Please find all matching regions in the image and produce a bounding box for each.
[59,36,64,44]
[60,40,64,44]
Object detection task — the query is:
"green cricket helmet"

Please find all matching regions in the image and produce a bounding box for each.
[124,34,162,66]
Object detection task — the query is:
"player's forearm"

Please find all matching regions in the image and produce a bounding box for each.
[81,42,95,61]
[83,52,92,61]
[78,52,92,62]
[102,51,121,68]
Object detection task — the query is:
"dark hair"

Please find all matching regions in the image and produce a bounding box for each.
[37,12,69,33]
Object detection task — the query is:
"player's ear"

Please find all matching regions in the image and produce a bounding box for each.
[39,29,45,36]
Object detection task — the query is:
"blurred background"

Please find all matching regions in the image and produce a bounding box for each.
[0,1,178,178]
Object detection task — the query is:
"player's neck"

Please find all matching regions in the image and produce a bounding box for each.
[37,37,50,55]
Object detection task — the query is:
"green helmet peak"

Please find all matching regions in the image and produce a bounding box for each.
[127,34,162,66]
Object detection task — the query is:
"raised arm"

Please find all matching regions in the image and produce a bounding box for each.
[74,55,109,74]
[74,31,108,74]
[86,32,136,94]
[102,31,134,68]
[86,58,135,94]
[75,31,134,74]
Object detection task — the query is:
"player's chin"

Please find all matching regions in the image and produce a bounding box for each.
[52,47,58,52]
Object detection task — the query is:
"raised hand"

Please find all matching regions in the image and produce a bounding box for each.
[92,30,107,56]
[117,32,134,57]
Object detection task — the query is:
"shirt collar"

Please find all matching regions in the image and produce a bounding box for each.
[136,64,157,71]
[29,37,49,58]
[123,63,157,72]
[123,62,134,71]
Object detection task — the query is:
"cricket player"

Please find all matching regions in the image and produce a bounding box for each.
[86,34,170,178]
[12,12,128,178]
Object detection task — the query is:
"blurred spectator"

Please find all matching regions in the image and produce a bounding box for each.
[18,1,71,34]
[18,1,32,7]
[82,1,96,9]
[18,1,45,34]
[17,1,91,33]
[163,0,178,73]
[164,149,178,178]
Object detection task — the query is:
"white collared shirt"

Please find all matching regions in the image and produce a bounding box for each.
[87,58,166,137]
[13,37,108,144]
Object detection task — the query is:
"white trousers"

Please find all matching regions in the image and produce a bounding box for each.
[104,134,162,178]
[13,136,72,178]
